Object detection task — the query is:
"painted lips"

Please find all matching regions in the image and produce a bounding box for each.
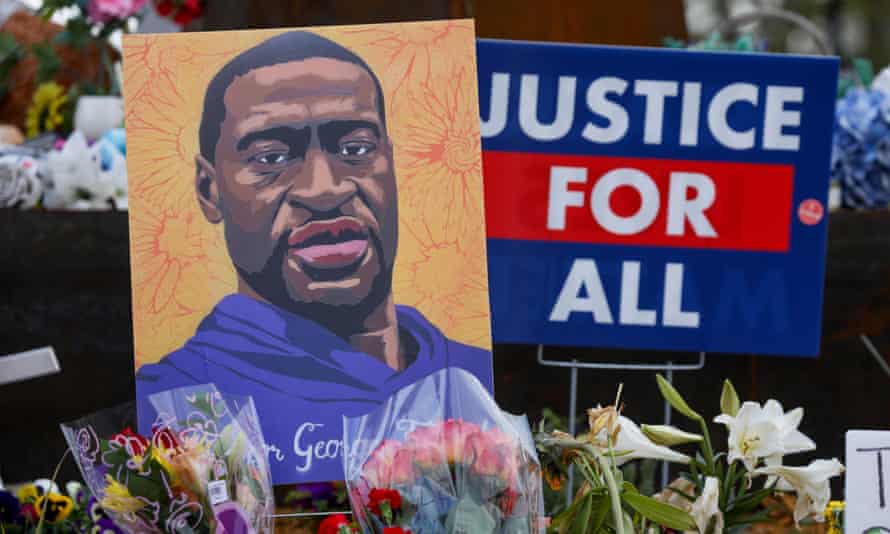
[287,217,369,270]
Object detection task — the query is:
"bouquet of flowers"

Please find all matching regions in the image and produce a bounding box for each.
[0,479,124,534]
[536,376,844,533]
[61,384,274,534]
[342,368,544,534]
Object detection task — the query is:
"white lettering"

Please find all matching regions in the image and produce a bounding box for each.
[680,82,702,146]
[519,74,577,141]
[763,86,803,151]
[667,172,717,237]
[708,83,758,150]
[620,261,657,325]
[293,422,323,473]
[548,166,588,230]
[481,73,510,138]
[583,77,629,143]
[634,80,679,145]
[663,263,699,327]
[549,259,614,323]
[591,168,660,235]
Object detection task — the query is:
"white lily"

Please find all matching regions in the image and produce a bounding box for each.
[760,400,816,484]
[689,477,723,534]
[609,415,690,466]
[754,459,844,525]
[714,401,784,471]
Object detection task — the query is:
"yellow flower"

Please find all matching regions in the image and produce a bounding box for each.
[825,501,844,534]
[17,484,39,503]
[34,493,73,524]
[150,446,179,486]
[99,476,144,514]
[25,82,68,138]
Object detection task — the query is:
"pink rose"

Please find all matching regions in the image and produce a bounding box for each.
[406,425,446,468]
[441,420,481,464]
[362,440,416,487]
[88,0,148,23]
[468,428,520,482]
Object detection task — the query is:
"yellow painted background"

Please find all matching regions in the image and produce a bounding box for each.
[123,20,492,369]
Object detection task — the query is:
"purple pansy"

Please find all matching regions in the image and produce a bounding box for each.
[0,490,21,523]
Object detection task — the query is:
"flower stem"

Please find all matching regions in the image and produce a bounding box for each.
[697,417,716,474]
[35,448,70,534]
[587,445,625,534]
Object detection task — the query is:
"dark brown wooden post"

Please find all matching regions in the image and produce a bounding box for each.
[203,0,688,45]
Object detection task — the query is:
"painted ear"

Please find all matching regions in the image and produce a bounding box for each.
[195,154,222,223]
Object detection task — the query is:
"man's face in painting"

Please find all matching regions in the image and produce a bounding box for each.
[197,57,398,318]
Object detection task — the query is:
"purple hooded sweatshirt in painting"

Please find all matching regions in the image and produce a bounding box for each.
[135,294,493,484]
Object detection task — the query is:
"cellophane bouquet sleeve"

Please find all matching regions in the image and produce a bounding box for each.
[61,384,274,534]
[343,368,544,534]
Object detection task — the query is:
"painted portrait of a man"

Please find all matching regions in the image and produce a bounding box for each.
[125,23,492,484]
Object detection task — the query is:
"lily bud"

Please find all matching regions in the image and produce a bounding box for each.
[641,424,703,446]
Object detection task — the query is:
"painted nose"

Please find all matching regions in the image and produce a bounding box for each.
[288,147,355,212]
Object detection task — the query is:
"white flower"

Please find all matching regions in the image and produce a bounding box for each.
[754,459,844,525]
[760,400,816,483]
[65,481,83,501]
[689,477,723,534]
[715,400,816,473]
[610,415,690,466]
[873,66,890,97]
[714,401,784,471]
[33,479,60,496]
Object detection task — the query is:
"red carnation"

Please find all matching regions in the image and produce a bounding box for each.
[151,425,180,451]
[173,8,195,25]
[111,426,150,457]
[497,487,519,516]
[383,528,410,534]
[367,488,402,516]
[317,513,354,534]
[154,0,173,16]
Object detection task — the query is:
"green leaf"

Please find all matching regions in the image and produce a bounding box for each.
[656,374,701,421]
[65,17,94,48]
[31,43,60,83]
[720,379,740,417]
[125,474,164,503]
[587,496,609,534]
[570,494,593,534]
[621,492,697,531]
[854,58,875,87]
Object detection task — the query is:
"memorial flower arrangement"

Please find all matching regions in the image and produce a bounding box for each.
[537,376,844,533]
[0,479,124,534]
[535,390,697,533]
[61,384,274,534]
[342,368,545,533]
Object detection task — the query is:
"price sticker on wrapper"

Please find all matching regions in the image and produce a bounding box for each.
[207,480,230,506]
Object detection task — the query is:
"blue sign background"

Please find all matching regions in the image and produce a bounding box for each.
[478,39,839,356]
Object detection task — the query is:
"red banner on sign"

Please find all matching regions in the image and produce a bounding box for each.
[483,151,795,252]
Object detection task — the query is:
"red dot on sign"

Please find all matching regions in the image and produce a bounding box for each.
[609,185,643,217]
[798,199,824,226]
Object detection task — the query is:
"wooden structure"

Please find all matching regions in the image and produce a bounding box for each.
[202,0,688,47]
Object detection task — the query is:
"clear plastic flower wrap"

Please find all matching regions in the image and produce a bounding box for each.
[343,368,544,534]
[60,384,274,534]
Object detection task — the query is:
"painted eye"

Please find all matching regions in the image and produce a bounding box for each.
[339,141,376,157]
[253,152,290,165]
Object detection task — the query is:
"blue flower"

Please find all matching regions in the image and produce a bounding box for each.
[0,490,21,523]
[832,87,890,208]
